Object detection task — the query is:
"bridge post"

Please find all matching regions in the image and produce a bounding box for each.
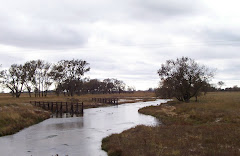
[66,102,68,113]
[56,102,59,114]
[81,102,84,114]
[60,102,63,114]
[71,103,73,115]
[51,102,53,112]
[76,102,79,114]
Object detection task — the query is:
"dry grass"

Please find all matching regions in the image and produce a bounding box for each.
[0,104,50,136]
[102,92,240,156]
[0,91,155,137]
[0,91,155,106]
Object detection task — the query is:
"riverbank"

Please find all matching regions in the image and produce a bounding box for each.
[0,99,162,156]
[0,91,155,137]
[102,92,240,156]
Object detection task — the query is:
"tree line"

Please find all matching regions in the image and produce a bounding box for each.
[0,59,134,98]
[3,56,233,102]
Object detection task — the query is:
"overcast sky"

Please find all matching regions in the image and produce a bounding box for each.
[1,0,240,90]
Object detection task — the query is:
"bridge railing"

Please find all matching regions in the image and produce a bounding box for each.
[30,101,84,115]
[92,98,118,105]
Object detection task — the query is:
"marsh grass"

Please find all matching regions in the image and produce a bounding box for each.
[0,91,155,136]
[102,92,240,156]
[0,104,50,136]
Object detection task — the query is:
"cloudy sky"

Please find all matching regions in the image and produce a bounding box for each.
[1,0,240,90]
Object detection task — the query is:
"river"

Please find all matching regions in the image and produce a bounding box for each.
[0,99,167,156]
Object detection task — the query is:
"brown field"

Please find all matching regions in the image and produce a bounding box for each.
[102,92,240,156]
[0,91,155,106]
[0,91,155,137]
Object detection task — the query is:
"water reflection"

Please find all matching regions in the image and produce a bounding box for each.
[0,99,167,156]
[52,113,83,118]
[46,120,84,130]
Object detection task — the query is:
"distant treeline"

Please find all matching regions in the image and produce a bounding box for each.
[220,86,240,92]
[153,84,240,95]
[205,83,240,92]
[0,59,135,98]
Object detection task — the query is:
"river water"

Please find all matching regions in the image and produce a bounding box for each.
[0,99,167,156]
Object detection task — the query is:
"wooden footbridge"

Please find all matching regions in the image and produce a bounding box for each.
[92,98,119,105]
[30,98,118,117]
[30,101,83,115]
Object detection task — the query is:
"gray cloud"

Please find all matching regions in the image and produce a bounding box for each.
[0,53,25,68]
[0,0,240,89]
[4,0,202,22]
[131,0,203,20]
[0,16,88,49]
[0,0,205,49]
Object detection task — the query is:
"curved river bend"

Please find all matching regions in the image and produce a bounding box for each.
[0,99,167,156]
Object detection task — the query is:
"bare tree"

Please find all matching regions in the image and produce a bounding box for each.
[23,61,37,97]
[33,60,53,97]
[51,59,90,96]
[103,78,114,93]
[127,86,135,93]
[157,57,215,102]
[102,78,126,94]
[24,60,50,97]
[81,78,128,94]
[217,81,225,90]
[83,79,102,94]
[1,64,27,98]
[113,79,126,94]
[41,62,52,96]
[49,61,66,96]
[0,59,91,97]
[0,65,4,91]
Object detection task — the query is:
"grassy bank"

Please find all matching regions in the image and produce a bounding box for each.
[0,104,50,136]
[102,92,240,156]
[0,91,155,137]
